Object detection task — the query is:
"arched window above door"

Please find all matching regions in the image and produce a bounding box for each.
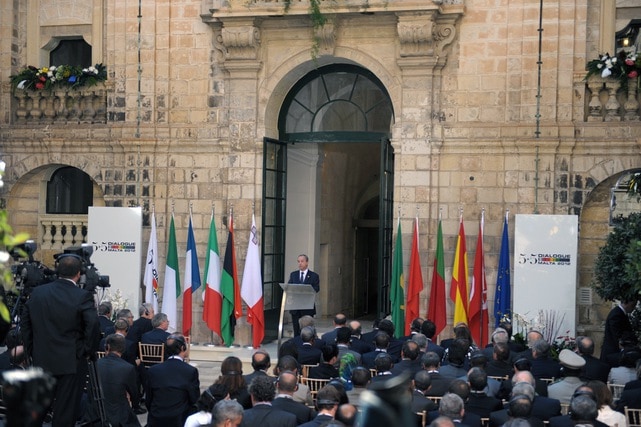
[279,64,394,142]
[46,166,93,214]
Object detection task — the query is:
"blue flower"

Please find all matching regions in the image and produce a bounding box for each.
[68,75,77,83]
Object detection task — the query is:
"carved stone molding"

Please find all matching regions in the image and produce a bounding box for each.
[221,20,261,60]
[397,12,436,57]
[314,20,336,57]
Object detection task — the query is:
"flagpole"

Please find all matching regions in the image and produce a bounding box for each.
[478,208,484,342]
[210,203,215,345]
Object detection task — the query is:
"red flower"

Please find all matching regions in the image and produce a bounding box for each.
[35,82,45,90]
[39,76,46,82]
[626,59,635,66]
[628,70,638,79]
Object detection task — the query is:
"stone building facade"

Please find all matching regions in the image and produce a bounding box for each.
[0,0,640,346]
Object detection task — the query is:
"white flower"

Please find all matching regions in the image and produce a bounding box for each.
[17,80,26,89]
[597,63,603,69]
[605,59,613,68]
[82,68,88,73]
[0,161,6,172]
[602,68,612,78]
[0,252,9,263]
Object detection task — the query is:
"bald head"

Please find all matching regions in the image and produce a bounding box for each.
[277,371,299,394]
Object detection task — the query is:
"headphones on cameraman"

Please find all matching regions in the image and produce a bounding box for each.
[55,253,86,274]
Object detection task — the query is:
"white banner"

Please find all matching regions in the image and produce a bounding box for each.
[514,214,578,341]
[88,207,142,314]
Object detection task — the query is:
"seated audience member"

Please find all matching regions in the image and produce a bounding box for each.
[576,336,610,383]
[346,366,370,405]
[274,355,313,406]
[390,340,422,378]
[243,350,271,386]
[489,382,543,427]
[211,400,243,427]
[422,351,453,397]
[377,319,404,360]
[98,302,115,337]
[506,394,544,427]
[466,352,500,397]
[465,367,503,418]
[241,375,296,427]
[608,348,641,385]
[441,323,478,365]
[308,344,340,379]
[321,313,348,344]
[586,380,627,427]
[370,352,394,383]
[411,370,437,413]
[437,393,466,424]
[272,370,315,425]
[403,318,424,340]
[547,349,586,404]
[411,333,429,355]
[362,331,393,369]
[482,328,510,357]
[297,326,323,365]
[335,326,362,367]
[140,313,171,345]
[360,318,381,346]
[486,342,514,378]
[336,403,358,426]
[127,303,154,345]
[509,371,561,422]
[421,320,445,359]
[299,385,342,427]
[215,356,251,409]
[440,339,469,378]
[615,368,641,411]
[349,320,375,354]
[530,339,562,380]
[548,386,609,427]
[290,315,325,350]
[184,384,229,427]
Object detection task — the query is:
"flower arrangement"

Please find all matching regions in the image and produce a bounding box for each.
[586,50,641,88]
[102,288,129,321]
[10,63,107,91]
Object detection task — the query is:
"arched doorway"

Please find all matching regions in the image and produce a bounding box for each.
[261,64,395,335]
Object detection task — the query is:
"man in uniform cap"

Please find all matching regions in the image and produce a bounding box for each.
[548,349,586,404]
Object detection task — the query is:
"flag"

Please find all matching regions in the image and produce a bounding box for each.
[405,216,423,335]
[143,210,159,313]
[182,215,201,336]
[203,212,222,336]
[428,216,447,337]
[469,214,489,347]
[494,212,511,327]
[450,216,469,325]
[390,218,405,338]
[241,214,264,348]
[162,214,180,333]
[221,212,241,346]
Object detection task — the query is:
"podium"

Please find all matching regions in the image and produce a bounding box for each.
[277,283,317,349]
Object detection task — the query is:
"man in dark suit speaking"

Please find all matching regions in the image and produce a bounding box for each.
[288,254,320,336]
[22,254,99,427]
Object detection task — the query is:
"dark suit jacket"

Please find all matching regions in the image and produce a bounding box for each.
[362,349,391,369]
[387,337,404,361]
[300,413,334,427]
[615,387,641,411]
[288,269,320,317]
[531,396,562,421]
[321,328,339,344]
[97,353,141,427]
[350,336,375,354]
[99,315,115,337]
[425,372,453,397]
[241,404,297,427]
[99,334,138,365]
[391,358,422,378]
[22,278,99,375]
[141,328,171,345]
[465,393,503,418]
[291,335,326,350]
[146,357,200,421]
[127,317,153,345]
[427,340,445,359]
[308,363,339,379]
[549,415,609,427]
[272,396,316,425]
[624,379,641,390]
[531,356,562,379]
[361,329,379,347]
[580,354,611,383]
[298,344,322,365]
[243,370,269,387]
[427,409,481,427]
[600,305,633,362]
[411,390,437,413]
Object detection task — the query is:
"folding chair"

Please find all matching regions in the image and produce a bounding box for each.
[626,407,641,427]
[138,343,164,367]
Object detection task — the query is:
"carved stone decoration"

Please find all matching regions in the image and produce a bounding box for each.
[221,22,261,60]
[433,23,456,58]
[314,21,336,57]
[397,12,436,57]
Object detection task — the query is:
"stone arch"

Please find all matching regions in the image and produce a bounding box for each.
[6,162,105,264]
[259,49,402,139]
[577,167,641,354]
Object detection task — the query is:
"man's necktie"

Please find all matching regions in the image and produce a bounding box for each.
[300,272,304,282]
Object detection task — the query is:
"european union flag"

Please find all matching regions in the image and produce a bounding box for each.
[494,214,511,327]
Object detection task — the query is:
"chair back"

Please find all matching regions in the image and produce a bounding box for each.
[139,342,164,366]
[300,377,331,404]
[608,383,625,401]
[626,407,641,427]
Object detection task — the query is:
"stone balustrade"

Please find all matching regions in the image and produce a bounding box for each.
[585,76,641,122]
[12,87,107,124]
[40,215,88,251]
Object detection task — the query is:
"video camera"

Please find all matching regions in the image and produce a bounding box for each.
[55,244,110,293]
[10,241,56,292]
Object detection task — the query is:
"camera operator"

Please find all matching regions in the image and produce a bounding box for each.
[21,254,100,427]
